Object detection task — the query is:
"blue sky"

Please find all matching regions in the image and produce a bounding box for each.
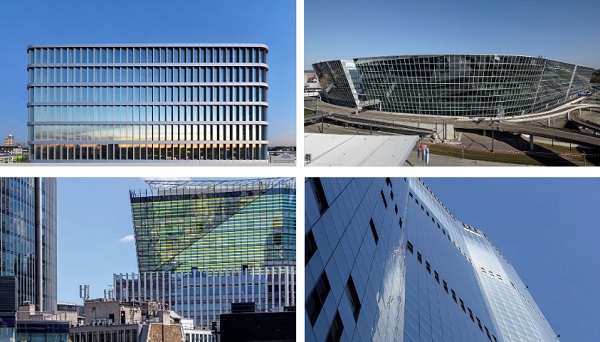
[422,178,600,342]
[57,178,147,303]
[0,0,296,145]
[305,0,600,70]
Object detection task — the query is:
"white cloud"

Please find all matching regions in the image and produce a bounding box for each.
[119,235,135,243]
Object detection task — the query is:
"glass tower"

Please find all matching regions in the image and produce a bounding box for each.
[0,178,57,312]
[305,178,557,342]
[130,178,296,273]
[314,55,594,117]
[27,44,269,162]
[121,178,296,329]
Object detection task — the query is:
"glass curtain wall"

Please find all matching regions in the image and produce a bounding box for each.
[27,44,269,162]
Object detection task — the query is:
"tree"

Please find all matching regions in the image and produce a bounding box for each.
[591,69,600,83]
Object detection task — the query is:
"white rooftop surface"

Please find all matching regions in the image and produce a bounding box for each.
[304,134,419,166]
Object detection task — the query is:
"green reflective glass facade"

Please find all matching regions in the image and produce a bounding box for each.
[27,44,269,162]
[130,179,296,273]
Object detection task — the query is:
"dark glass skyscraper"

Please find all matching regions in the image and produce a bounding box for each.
[0,178,57,312]
[313,55,594,117]
[305,178,557,341]
[27,44,269,162]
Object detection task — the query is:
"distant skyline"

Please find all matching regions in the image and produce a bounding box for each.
[305,0,600,70]
[0,0,296,145]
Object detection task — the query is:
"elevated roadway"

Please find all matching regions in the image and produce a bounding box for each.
[306,96,600,148]
[569,110,600,133]
[454,121,600,148]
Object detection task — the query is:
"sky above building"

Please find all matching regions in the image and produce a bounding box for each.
[305,0,600,70]
[421,178,600,342]
[0,0,296,146]
[57,178,147,303]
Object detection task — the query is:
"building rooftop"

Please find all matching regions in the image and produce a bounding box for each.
[304,133,418,166]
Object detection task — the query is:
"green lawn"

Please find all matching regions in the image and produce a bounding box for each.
[305,108,315,115]
[428,144,544,165]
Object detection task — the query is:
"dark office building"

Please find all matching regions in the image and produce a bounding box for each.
[0,178,57,312]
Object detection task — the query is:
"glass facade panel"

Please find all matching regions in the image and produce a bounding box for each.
[130,178,296,272]
[306,178,558,342]
[27,44,269,162]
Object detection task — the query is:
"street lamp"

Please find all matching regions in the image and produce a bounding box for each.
[417,93,422,127]
[317,95,324,133]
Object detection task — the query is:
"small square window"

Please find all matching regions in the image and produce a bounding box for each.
[369,218,379,245]
[443,281,448,293]
[312,178,329,215]
[425,262,431,273]
[305,230,318,265]
[380,190,388,208]
[407,241,413,254]
[307,271,331,326]
[327,311,344,342]
[346,276,361,321]
[417,252,422,264]
[434,271,439,283]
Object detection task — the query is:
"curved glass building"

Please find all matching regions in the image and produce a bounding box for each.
[0,178,57,312]
[27,44,269,162]
[306,178,557,341]
[313,55,594,117]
